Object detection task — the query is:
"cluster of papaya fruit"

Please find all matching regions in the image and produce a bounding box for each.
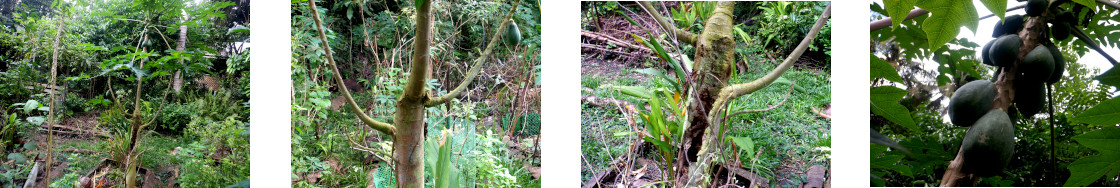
[947,0,1076,177]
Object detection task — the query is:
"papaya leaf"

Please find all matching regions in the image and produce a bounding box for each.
[870,54,903,83]
[916,0,979,50]
[977,0,1006,22]
[1064,152,1120,186]
[1072,126,1120,153]
[883,0,917,31]
[870,86,917,131]
[1071,97,1120,126]
[870,144,913,177]
[1094,66,1120,88]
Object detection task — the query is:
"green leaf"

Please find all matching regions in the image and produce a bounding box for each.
[870,54,903,83]
[728,136,755,155]
[1072,127,1120,152]
[916,0,979,50]
[612,86,653,99]
[870,144,913,177]
[1094,66,1120,88]
[978,0,1006,23]
[434,131,453,188]
[870,86,917,131]
[22,100,39,114]
[1072,97,1120,125]
[1064,152,1120,186]
[883,0,917,31]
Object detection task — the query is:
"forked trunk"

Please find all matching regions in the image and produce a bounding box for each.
[677,2,738,186]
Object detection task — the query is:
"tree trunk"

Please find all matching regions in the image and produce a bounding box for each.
[173,25,187,93]
[392,0,434,186]
[676,2,737,186]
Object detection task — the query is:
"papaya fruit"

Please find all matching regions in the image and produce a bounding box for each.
[989,35,1022,67]
[1026,0,1048,16]
[993,15,1024,37]
[960,109,1016,177]
[1051,21,1070,41]
[1021,45,1056,83]
[1045,43,1065,84]
[505,19,521,46]
[1014,80,1046,117]
[949,80,997,127]
[982,39,996,66]
[1057,10,1076,24]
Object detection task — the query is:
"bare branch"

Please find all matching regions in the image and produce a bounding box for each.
[307,0,395,135]
[723,80,796,120]
[426,0,523,106]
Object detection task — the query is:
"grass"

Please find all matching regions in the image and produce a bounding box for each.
[580,61,831,185]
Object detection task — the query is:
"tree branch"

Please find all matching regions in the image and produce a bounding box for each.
[869,8,928,32]
[1070,24,1119,65]
[307,0,395,136]
[707,4,830,126]
[637,1,697,45]
[723,80,796,120]
[426,0,523,106]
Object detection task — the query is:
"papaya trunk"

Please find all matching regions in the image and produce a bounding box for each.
[173,25,187,93]
[392,0,435,186]
[676,2,737,186]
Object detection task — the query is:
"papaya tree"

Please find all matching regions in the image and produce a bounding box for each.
[613,2,831,186]
[870,0,1120,186]
[303,0,522,186]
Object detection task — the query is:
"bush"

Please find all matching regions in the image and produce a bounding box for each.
[159,102,194,134]
[178,116,249,187]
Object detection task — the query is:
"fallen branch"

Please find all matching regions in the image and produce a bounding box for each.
[581,44,657,59]
[811,106,831,120]
[61,149,104,154]
[581,30,653,53]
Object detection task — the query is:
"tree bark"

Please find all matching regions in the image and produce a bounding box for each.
[173,25,187,93]
[43,16,64,186]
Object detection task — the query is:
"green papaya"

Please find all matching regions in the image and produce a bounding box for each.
[949,80,997,127]
[960,109,1016,177]
[1051,21,1070,41]
[1057,10,1076,24]
[993,15,1024,37]
[1045,43,1065,84]
[505,19,521,46]
[1014,80,1046,117]
[982,39,996,66]
[1021,45,1056,83]
[1026,0,1048,16]
[989,35,1022,67]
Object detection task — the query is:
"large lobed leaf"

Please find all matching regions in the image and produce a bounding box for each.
[870,86,917,132]
[870,54,903,83]
[916,0,979,50]
[1072,97,1120,126]
[1065,127,1120,186]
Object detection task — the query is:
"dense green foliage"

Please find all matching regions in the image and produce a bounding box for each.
[0,0,249,186]
[291,0,542,187]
